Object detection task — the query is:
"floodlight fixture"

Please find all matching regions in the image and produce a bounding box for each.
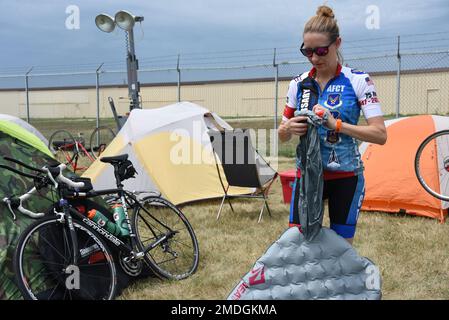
[95,13,115,33]
[114,10,145,31]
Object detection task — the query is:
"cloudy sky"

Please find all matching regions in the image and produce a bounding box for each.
[0,0,448,73]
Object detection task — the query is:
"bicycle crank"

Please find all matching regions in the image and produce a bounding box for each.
[119,251,143,277]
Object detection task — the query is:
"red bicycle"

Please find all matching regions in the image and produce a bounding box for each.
[48,130,96,172]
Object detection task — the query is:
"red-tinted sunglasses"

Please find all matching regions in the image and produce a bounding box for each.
[300,39,336,57]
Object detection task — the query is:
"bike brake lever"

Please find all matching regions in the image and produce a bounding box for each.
[3,197,17,221]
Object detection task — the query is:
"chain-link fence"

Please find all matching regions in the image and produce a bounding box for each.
[0,49,448,131]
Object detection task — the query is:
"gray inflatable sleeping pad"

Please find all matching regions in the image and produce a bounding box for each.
[227,226,382,300]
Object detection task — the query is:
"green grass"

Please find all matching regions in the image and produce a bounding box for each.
[29,117,449,300]
[119,157,449,300]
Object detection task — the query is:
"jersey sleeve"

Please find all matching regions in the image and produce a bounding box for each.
[282,79,298,122]
[355,74,383,119]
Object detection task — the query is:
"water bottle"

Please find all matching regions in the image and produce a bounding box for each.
[112,203,129,237]
[87,209,122,236]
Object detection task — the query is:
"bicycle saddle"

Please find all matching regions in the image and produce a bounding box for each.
[100,154,128,164]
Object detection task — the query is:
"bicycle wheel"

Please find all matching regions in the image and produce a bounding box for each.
[133,196,199,280]
[13,215,117,300]
[48,129,77,165]
[89,126,116,159]
[415,129,449,201]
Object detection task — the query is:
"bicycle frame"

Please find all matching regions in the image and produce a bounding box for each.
[51,138,95,172]
[61,140,95,172]
[58,185,176,264]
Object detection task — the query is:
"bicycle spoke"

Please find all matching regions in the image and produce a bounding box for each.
[168,237,195,249]
[46,281,64,300]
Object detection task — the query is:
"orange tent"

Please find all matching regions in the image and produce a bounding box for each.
[359,115,449,222]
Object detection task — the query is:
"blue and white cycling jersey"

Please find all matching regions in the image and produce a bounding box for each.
[283,64,383,175]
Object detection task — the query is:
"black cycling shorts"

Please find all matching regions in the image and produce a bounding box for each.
[289,173,365,239]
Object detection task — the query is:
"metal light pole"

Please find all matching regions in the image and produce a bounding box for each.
[177,54,181,102]
[273,48,279,157]
[396,35,401,118]
[95,10,144,111]
[125,27,141,109]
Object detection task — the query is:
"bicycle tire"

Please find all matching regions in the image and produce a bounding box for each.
[415,129,449,201]
[89,126,116,159]
[133,196,199,280]
[13,215,117,300]
[48,129,77,166]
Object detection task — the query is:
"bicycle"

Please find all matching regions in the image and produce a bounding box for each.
[89,126,116,159]
[87,97,130,160]
[415,129,449,201]
[48,130,95,172]
[1,154,199,300]
[88,96,131,160]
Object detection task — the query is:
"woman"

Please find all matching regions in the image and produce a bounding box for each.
[278,5,387,244]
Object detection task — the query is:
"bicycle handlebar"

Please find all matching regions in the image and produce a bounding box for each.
[3,187,45,219]
[3,156,46,173]
[54,165,85,189]
[1,159,85,219]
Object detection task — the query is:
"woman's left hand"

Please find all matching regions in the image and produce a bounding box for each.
[312,104,337,130]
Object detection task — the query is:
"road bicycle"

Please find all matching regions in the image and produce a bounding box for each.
[48,127,116,172]
[89,96,129,157]
[89,126,116,159]
[88,96,131,158]
[48,97,127,171]
[415,129,449,201]
[48,130,95,172]
[1,155,199,300]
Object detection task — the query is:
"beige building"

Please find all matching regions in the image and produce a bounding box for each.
[0,69,447,119]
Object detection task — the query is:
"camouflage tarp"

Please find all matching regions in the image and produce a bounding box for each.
[0,131,56,300]
[0,130,137,300]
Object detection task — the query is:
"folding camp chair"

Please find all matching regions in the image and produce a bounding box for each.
[208,128,278,223]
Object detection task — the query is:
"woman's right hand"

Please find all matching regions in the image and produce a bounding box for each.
[283,116,309,136]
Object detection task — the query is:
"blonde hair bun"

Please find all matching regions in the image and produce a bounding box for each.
[316,5,335,19]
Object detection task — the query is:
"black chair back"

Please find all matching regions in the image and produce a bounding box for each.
[209,129,261,188]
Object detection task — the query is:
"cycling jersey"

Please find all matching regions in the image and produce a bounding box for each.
[283,64,383,174]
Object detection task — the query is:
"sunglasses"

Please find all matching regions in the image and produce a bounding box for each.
[300,39,336,57]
